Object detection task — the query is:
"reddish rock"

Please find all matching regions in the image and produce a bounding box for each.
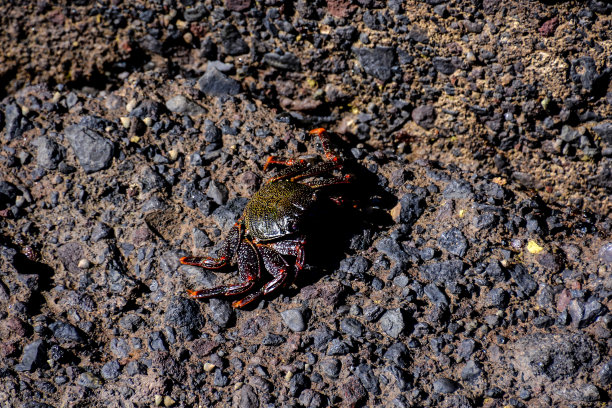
[225,0,251,11]
[539,17,559,37]
[326,0,356,18]
[189,339,218,357]
[341,377,367,406]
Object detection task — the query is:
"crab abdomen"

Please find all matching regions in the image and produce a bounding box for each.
[244,180,314,241]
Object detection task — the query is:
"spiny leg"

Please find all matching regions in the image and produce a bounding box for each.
[187,238,260,299]
[268,161,343,183]
[264,238,306,284]
[309,128,341,163]
[303,174,352,188]
[180,221,243,269]
[232,245,291,308]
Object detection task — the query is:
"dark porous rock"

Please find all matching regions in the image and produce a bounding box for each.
[598,359,612,385]
[91,222,113,242]
[554,384,600,403]
[485,287,509,309]
[395,192,426,225]
[234,384,259,408]
[443,179,474,199]
[164,296,204,339]
[207,298,233,328]
[461,360,482,382]
[438,227,468,257]
[0,181,18,209]
[129,99,163,120]
[101,360,121,380]
[261,333,285,346]
[338,255,370,279]
[424,284,449,309]
[65,124,114,173]
[341,377,367,407]
[432,57,457,75]
[289,372,310,397]
[509,265,537,296]
[356,364,380,395]
[77,372,103,389]
[412,105,436,129]
[221,24,249,56]
[570,56,604,93]
[458,339,477,359]
[340,318,364,338]
[4,103,32,141]
[281,308,306,332]
[352,46,396,81]
[375,236,409,264]
[320,358,341,379]
[592,122,612,145]
[49,321,86,343]
[433,377,459,394]
[198,67,241,97]
[109,337,130,359]
[263,52,301,71]
[568,299,606,328]
[15,340,46,372]
[31,136,63,170]
[511,333,599,381]
[419,260,465,285]
[297,389,323,408]
[383,343,410,369]
[379,308,405,338]
[184,3,208,21]
[327,338,350,356]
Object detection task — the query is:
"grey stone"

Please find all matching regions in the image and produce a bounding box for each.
[438,227,468,257]
[101,360,121,380]
[208,298,233,328]
[379,308,404,338]
[412,105,436,129]
[352,46,396,81]
[433,377,459,393]
[340,318,364,338]
[15,340,45,372]
[263,52,301,71]
[198,67,241,97]
[65,124,114,173]
[165,95,205,116]
[461,360,482,382]
[49,321,85,343]
[281,308,306,332]
[32,136,63,170]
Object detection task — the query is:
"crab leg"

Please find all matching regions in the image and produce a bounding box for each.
[180,221,242,269]
[232,245,292,308]
[264,238,306,284]
[304,174,352,189]
[187,238,260,300]
[309,128,341,163]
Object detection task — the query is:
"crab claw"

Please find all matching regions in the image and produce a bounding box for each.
[309,128,327,136]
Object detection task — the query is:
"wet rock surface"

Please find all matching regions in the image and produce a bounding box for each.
[0,1,610,407]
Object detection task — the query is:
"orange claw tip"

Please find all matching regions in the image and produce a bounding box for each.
[186,289,197,297]
[309,128,327,135]
[179,256,188,264]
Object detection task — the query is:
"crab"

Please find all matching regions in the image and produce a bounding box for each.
[180,128,350,308]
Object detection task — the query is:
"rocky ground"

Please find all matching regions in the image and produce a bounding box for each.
[0,0,611,407]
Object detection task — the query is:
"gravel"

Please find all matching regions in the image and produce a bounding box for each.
[0,1,610,407]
